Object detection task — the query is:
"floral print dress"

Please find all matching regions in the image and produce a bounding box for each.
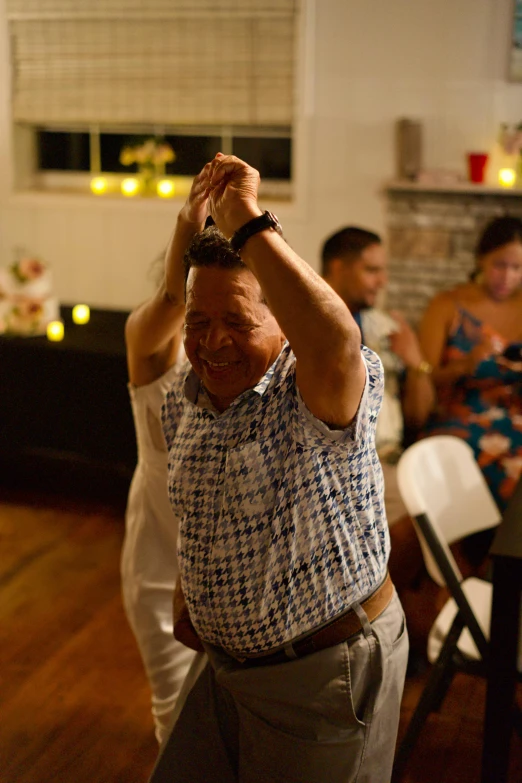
[422,307,522,512]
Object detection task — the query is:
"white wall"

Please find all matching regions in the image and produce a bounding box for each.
[0,0,521,310]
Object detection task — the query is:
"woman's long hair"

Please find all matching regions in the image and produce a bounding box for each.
[470,215,522,281]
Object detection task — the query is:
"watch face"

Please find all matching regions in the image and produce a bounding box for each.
[266,211,283,235]
[230,211,283,252]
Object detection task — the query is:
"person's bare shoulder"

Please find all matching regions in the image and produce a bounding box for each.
[424,287,459,319]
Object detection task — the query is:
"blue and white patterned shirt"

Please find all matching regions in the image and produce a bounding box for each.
[162,343,389,655]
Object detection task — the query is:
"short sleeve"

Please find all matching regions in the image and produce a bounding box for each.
[295,345,384,446]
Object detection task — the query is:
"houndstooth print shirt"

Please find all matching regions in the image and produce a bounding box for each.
[162,342,389,655]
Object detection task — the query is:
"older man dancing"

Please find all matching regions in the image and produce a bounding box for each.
[149,153,408,783]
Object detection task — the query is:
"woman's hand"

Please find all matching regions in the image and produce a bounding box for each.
[465,334,504,374]
[179,161,213,228]
[388,310,425,369]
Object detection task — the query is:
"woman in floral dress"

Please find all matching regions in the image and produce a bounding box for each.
[418,216,522,564]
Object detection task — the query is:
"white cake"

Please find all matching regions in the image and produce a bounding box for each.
[0,256,60,336]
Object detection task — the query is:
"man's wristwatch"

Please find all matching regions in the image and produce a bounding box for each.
[230,211,283,254]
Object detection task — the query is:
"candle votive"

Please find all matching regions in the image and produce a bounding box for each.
[121,178,140,197]
[72,304,90,325]
[90,177,107,195]
[498,168,516,188]
[157,179,175,198]
[47,320,64,341]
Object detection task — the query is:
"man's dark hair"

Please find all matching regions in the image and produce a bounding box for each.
[183,226,245,285]
[320,226,382,277]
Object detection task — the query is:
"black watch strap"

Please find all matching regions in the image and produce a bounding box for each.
[230,211,282,254]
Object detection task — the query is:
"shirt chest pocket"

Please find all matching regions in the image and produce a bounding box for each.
[221,438,288,520]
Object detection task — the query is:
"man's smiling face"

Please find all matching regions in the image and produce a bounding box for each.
[183,265,285,412]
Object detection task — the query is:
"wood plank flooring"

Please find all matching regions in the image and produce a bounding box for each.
[0,490,158,783]
[1,489,520,783]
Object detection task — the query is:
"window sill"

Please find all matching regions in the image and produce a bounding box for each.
[7,178,293,210]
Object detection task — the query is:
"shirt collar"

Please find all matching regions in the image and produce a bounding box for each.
[182,342,289,410]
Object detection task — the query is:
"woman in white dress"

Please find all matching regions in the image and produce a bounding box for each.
[121,168,210,743]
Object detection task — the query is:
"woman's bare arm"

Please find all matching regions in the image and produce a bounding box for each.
[125,167,211,386]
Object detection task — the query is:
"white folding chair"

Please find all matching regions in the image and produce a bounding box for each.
[392,435,522,777]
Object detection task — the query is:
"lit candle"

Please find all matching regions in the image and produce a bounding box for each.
[47,320,64,341]
[121,177,140,197]
[157,179,175,198]
[90,177,107,195]
[498,168,516,188]
[72,304,90,325]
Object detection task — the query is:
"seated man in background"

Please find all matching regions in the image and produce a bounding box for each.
[321,226,435,517]
[321,227,437,650]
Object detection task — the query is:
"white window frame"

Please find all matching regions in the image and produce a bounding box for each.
[0,0,314,213]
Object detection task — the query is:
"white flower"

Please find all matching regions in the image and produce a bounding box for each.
[499,123,522,155]
[501,456,522,480]
[512,414,522,430]
[485,407,506,422]
[478,433,511,458]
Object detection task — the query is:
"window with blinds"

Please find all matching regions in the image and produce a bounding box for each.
[7,0,298,192]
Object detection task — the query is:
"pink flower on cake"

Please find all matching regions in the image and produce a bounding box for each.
[11,257,47,283]
[7,297,46,334]
[14,297,44,319]
[17,258,45,280]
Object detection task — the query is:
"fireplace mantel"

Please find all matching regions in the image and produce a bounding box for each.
[386,179,522,197]
[384,182,522,325]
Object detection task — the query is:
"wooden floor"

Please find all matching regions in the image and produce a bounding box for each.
[1,489,521,783]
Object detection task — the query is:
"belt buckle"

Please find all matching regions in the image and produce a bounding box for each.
[224,648,248,663]
[283,641,299,661]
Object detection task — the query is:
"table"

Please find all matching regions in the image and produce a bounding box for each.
[482,478,522,783]
[0,306,137,502]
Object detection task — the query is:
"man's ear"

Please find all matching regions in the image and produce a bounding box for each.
[326,257,344,282]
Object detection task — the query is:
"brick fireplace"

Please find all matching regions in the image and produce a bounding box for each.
[384,182,522,326]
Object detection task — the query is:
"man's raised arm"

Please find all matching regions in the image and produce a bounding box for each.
[206,154,365,429]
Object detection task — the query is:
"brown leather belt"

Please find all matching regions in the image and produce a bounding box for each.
[233,572,394,667]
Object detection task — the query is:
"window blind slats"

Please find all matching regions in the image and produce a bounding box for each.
[7,0,296,18]
[9,5,297,126]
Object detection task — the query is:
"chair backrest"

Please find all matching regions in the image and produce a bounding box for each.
[396,436,501,586]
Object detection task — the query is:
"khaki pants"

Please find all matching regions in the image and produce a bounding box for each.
[149,591,408,783]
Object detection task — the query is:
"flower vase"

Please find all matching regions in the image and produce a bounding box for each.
[139,163,157,196]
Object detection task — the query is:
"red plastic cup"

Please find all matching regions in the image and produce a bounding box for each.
[467,152,489,184]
